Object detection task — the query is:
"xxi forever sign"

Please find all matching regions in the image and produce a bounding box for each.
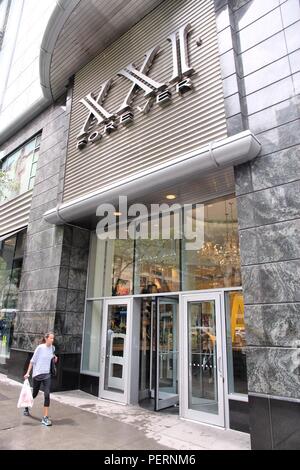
[76,24,198,150]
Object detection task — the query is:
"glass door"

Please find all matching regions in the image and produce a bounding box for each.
[181,293,225,427]
[155,298,179,411]
[99,298,132,403]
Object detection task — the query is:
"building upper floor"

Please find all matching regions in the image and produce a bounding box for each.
[0,0,55,141]
[0,0,299,232]
[0,0,166,147]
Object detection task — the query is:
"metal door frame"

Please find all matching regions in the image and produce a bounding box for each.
[99,297,132,403]
[180,291,225,427]
[155,297,179,411]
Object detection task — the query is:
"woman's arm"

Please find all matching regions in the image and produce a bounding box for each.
[24,362,33,379]
[24,346,39,378]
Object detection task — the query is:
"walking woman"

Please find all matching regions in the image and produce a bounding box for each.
[23,332,57,426]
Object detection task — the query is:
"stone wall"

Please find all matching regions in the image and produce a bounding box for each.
[215,0,300,449]
[3,88,90,390]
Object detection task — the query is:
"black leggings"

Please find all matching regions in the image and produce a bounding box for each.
[32,376,51,407]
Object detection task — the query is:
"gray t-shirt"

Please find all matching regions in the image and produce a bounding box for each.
[30,344,55,378]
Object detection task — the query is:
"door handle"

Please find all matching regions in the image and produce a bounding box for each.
[101,347,105,362]
[218,356,223,379]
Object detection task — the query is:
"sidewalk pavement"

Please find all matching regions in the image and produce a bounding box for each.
[0,373,250,450]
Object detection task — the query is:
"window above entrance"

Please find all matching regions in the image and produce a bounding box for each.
[87,194,242,298]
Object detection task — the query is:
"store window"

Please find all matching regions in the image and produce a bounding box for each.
[108,239,134,296]
[0,133,41,204]
[134,214,180,294]
[83,196,243,377]
[0,230,26,365]
[86,195,241,298]
[87,233,105,298]
[139,298,153,393]
[87,234,134,298]
[81,300,103,374]
[225,291,248,395]
[188,299,218,414]
[182,196,241,290]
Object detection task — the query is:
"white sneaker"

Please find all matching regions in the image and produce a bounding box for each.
[41,416,52,426]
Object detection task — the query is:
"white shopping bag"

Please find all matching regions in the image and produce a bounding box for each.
[17,379,33,408]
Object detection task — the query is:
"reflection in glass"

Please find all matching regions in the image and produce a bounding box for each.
[82,300,103,373]
[157,301,178,401]
[112,336,125,357]
[188,301,218,415]
[183,196,241,290]
[113,363,123,378]
[0,230,26,366]
[0,134,41,204]
[0,237,16,310]
[109,240,134,296]
[225,291,248,395]
[87,233,106,298]
[86,195,241,298]
[139,299,152,392]
[104,304,127,393]
[134,215,180,294]
[87,235,134,298]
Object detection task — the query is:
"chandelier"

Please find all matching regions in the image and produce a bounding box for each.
[199,201,240,271]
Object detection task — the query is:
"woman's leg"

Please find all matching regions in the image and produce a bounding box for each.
[42,377,51,417]
[32,378,41,399]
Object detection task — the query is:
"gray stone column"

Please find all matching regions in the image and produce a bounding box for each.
[8,86,91,390]
[215,0,300,449]
[52,225,90,390]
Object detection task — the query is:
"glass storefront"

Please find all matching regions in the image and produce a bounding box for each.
[182,197,241,290]
[134,240,180,295]
[225,291,248,395]
[86,194,241,299]
[87,236,134,298]
[81,193,247,423]
[0,230,26,366]
[81,300,103,374]
[109,240,134,296]
[139,299,152,393]
[188,299,218,415]
[156,298,179,410]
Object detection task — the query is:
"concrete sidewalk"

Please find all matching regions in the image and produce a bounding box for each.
[0,374,250,450]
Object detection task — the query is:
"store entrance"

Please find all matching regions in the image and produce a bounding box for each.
[139,296,179,413]
[138,291,226,425]
[99,298,132,403]
[96,290,246,428]
[181,292,225,427]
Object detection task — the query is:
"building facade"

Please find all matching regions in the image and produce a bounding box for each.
[0,0,299,450]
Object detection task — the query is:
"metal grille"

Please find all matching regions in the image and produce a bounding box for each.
[0,190,32,236]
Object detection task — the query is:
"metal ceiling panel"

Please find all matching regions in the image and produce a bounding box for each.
[40,0,165,100]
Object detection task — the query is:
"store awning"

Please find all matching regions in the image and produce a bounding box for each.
[43,130,261,226]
